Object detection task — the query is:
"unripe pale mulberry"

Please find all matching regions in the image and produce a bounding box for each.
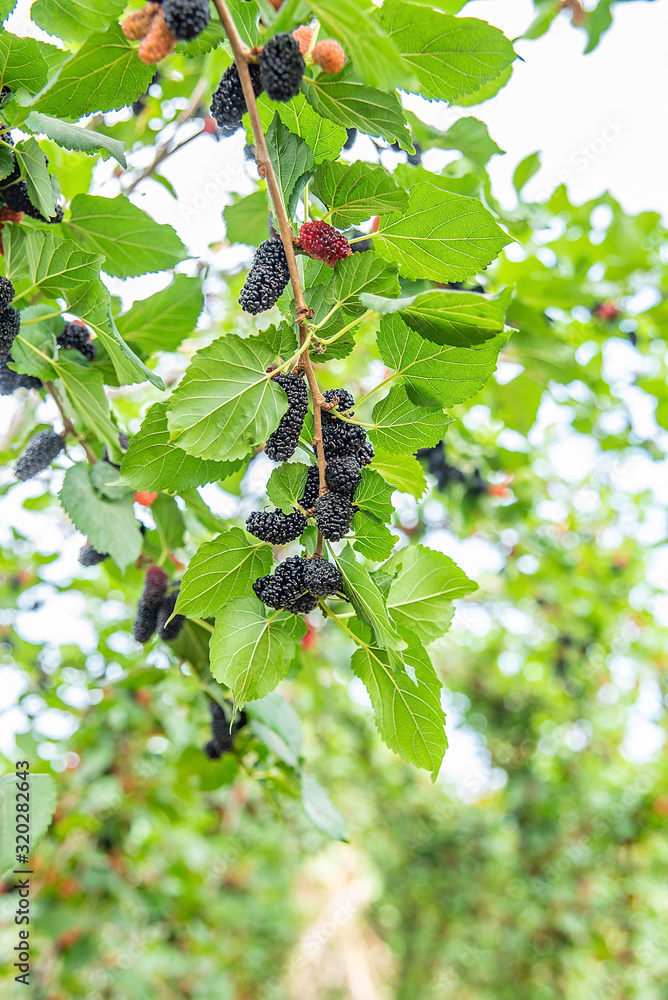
[265,372,308,462]
[15,430,64,481]
[312,39,346,74]
[122,2,160,40]
[259,33,305,102]
[138,9,176,64]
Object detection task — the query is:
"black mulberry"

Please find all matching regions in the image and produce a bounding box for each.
[133,566,169,643]
[0,358,41,395]
[0,275,15,311]
[2,181,62,223]
[246,508,307,545]
[299,464,320,510]
[15,430,64,481]
[314,492,354,541]
[57,321,97,361]
[156,589,185,640]
[0,307,20,361]
[325,456,360,496]
[259,33,305,103]
[211,62,263,133]
[78,543,108,567]
[238,239,290,315]
[205,700,248,758]
[286,592,318,614]
[321,388,367,460]
[265,372,308,462]
[322,387,355,414]
[303,556,343,598]
[357,440,374,467]
[255,555,308,609]
[162,0,209,39]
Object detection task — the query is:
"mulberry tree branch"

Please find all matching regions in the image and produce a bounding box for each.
[212,0,331,547]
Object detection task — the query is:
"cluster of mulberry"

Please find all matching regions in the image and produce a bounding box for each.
[210,63,263,134]
[265,372,308,462]
[325,456,361,495]
[290,25,346,74]
[259,33,305,102]
[0,360,42,396]
[123,0,209,64]
[0,134,63,223]
[321,387,369,462]
[15,430,64,481]
[314,490,355,542]
[133,568,186,643]
[57,320,97,361]
[203,700,248,759]
[417,443,487,496]
[238,238,290,315]
[253,554,342,613]
[246,508,307,545]
[298,221,352,266]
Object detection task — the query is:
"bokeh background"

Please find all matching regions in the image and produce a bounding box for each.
[2,1,668,997]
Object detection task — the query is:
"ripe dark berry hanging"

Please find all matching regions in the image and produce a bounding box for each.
[325,456,361,496]
[0,359,42,396]
[204,701,247,758]
[259,33,305,102]
[57,321,97,361]
[314,491,355,541]
[0,307,20,361]
[265,372,308,462]
[246,509,307,545]
[298,221,351,266]
[211,63,263,133]
[78,543,108,567]
[0,275,15,311]
[133,565,169,643]
[252,555,308,609]
[299,464,320,510]
[239,239,290,314]
[162,0,210,40]
[156,589,185,641]
[15,430,64,481]
[303,557,343,598]
[2,181,62,223]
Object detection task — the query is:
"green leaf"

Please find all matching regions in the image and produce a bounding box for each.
[166,334,289,462]
[300,773,348,841]
[406,114,504,170]
[246,692,303,768]
[351,626,446,777]
[354,468,395,522]
[379,1,516,103]
[303,71,413,152]
[56,360,121,456]
[369,451,427,499]
[310,251,400,330]
[266,115,315,219]
[5,228,103,297]
[89,460,131,501]
[351,510,398,561]
[377,312,506,408]
[371,385,450,455]
[0,140,14,182]
[121,402,238,492]
[255,93,346,164]
[387,544,477,642]
[454,64,512,107]
[15,137,55,219]
[332,543,405,651]
[209,597,306,706]
[25,112,127,167]
[176,529,273,620]
[0,773,57,879]
[266,462,309,514]
[115,275,203,353]
[513,151,542,195]
[398,288,508,348]
[34,24,155,119]
[30,0,126,43]
[0,33,49,94]
[60,463,143,570]
[309,0,418,93]
[223,189,270,248]
[311,160,408,228]
[374,183,512,283]
[64,194,187,279]
[10,304,58,378]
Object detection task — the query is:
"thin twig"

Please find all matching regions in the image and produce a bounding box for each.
[212,0,331,551]
[44,381,97,464]
[125,76,209,195]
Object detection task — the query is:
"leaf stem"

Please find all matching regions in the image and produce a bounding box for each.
[20,310,64,326]
[317,309,375,345]
[351,372,398,410]
[318,601,369,650]
[192,618,215,633]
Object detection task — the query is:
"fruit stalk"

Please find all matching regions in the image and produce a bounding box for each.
[212,0,330,550]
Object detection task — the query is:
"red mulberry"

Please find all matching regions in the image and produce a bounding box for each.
[265,372,308,462]
[259,33,305,103]
[239,239,290,314]
[298,221,351,266]
[15,430,64,481]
